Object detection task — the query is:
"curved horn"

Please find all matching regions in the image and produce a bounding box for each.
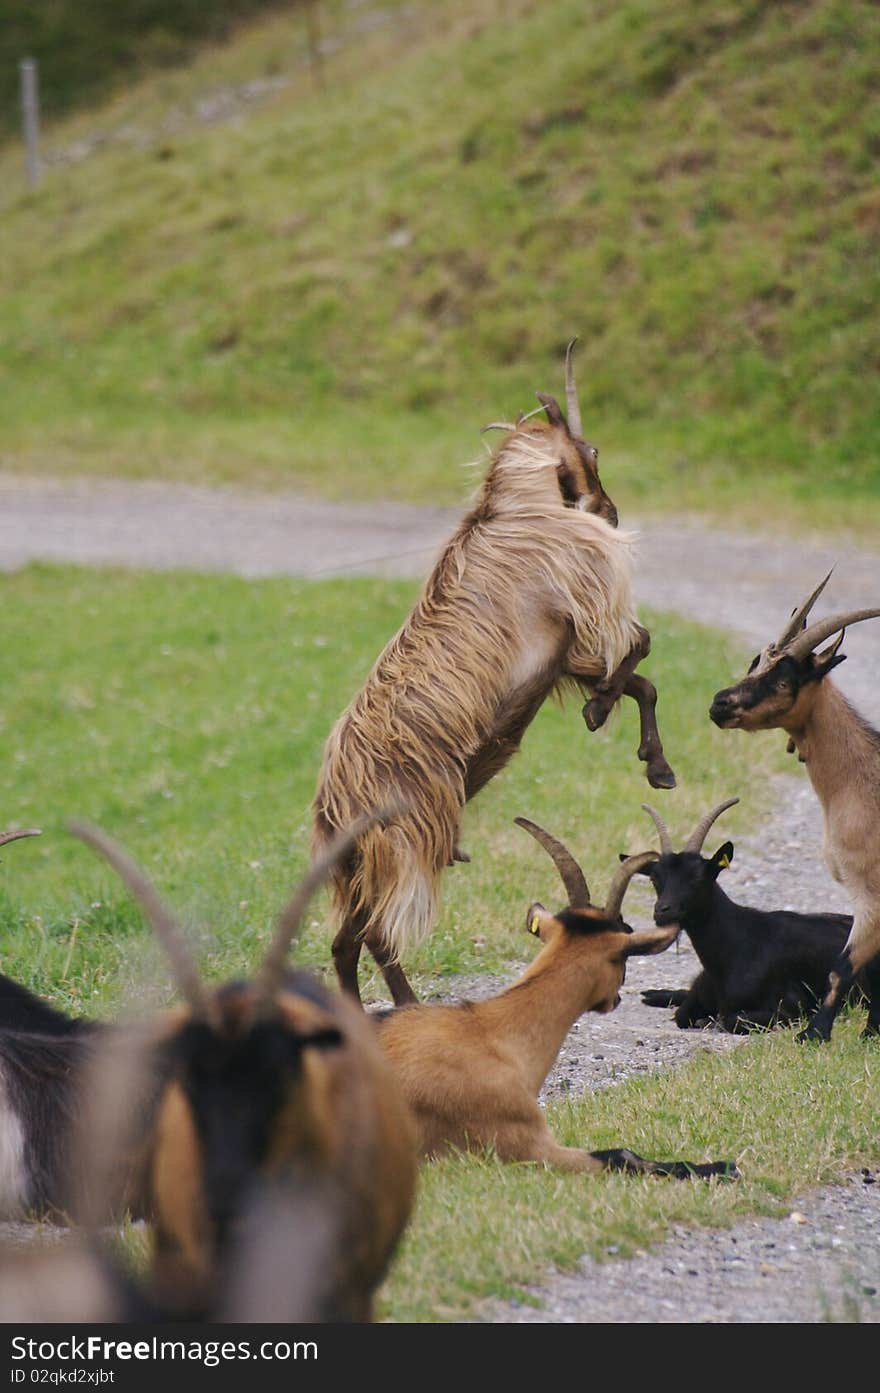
[252,806,401,1014]
[785,607,880,663]
[0,828,41,848]
[480,422,517,434]
[683,797,739,855]
[68,820,217,1025]
[640,804,673,856]
[513,816,590,907]
[603,851,658,923]
[775,570,834,649]
[564,337,583,438]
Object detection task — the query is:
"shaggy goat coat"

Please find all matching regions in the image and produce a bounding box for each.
[313,425,643,961]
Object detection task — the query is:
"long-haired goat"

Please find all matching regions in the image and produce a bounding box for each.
[68,818,418,1321]
[709,574,880,1041]
[377,818,737,1180]
[631,799,858,1032]
[315,346,675,1005]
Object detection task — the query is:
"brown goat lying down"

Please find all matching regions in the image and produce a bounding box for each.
[377,819,738,1181]
[315,346,675,1007]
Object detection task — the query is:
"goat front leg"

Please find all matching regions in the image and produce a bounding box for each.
[512,1127,738,1180]
[580,625,651,730]
[590,1148,739,1181]
[577,628,676,789]
[621,673,676,789]
[538,1143,739,1180]
[642,988,690,1009]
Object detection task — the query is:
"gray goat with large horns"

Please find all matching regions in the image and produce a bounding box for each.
[709,573,880,1041]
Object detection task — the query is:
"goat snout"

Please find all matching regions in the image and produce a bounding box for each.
[709,690,739,727]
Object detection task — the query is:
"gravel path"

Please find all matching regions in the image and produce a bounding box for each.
[1,471,878,1321]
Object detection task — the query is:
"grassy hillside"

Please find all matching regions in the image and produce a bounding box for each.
[0,0,877,525]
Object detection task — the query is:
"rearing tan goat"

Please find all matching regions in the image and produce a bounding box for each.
[314,346,675,1005]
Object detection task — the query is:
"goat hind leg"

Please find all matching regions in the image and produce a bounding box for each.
[800,926,880,1042]
[856,943,880,1039]
[332,913,366,1003]
[364,922,418,1007]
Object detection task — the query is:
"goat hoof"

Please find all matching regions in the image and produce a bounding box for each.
[451,847,471,864]
[646,761,676,790]
[583,698,611,732]
[797,1024,830,1044]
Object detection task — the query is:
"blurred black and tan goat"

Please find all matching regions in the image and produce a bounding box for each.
[71,818,417,1320]
[710,574,880,1041]
[377,818,737,1181]
[0,819,417,1322]
[314,346,675,1005]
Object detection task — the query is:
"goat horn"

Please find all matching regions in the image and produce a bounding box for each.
[252,805,402,1014]
[603,851,658,923]
[0,828,41,848]
[640,804,673,856]
[68,820,218,1025]
[564,337,583,438]
[784,606,880,663]
[683,798,739,855]
[513,816,591,907]
[775,570,834,649]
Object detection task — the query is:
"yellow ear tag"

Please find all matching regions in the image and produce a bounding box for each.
[718,853,731,869]
[529,915,541,936]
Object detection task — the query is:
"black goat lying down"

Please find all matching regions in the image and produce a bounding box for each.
[0,973,89,1035]
[630,799,859,1033]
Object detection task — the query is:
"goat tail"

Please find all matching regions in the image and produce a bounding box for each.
[315,798,455,963]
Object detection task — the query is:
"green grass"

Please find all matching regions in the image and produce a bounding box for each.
[0,563,773,1013]
[384,1017,880,1321]
[0,0,878,533]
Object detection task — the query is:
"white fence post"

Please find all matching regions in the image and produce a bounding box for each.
[20,57,41,188]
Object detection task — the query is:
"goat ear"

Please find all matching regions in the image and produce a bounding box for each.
[812,650,847,681]
[536,393,567,429]
[526,903,555,941]
[618,851,653,875]
[710,841,734,876]
[622,927,678,958]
